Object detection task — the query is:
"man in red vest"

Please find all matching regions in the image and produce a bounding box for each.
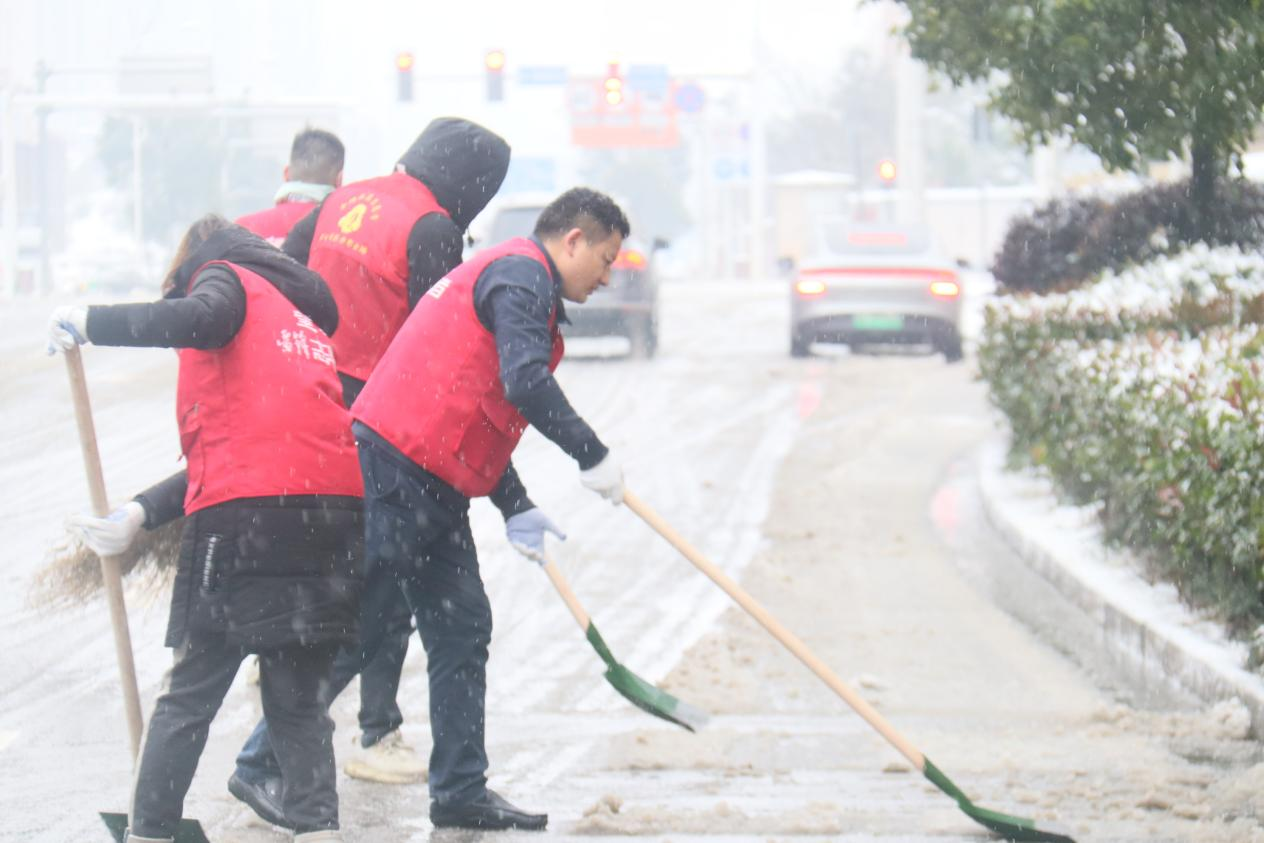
[236,128,344,246]
[348,187,629,831]
[283,117,510,405]
[229,118,511,827]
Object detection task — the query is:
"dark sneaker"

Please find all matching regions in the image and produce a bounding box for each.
[430,788,547,831]
[227,772,292,829]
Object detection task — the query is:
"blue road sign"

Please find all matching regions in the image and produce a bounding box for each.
[674,82,705,113]
[626,64,670,96]
[518,66,569,85]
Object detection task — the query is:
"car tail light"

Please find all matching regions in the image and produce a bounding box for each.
[614,249,646,270]
[929,274,960,298]
[795,278,827,297]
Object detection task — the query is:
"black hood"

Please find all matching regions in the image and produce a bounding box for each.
[167,225,339,336]
[397,117,511,231]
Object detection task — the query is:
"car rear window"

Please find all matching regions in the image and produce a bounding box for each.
[489,206,544,243]
[816,224,932,257]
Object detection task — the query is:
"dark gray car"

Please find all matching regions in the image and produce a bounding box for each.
[483,198,662,358]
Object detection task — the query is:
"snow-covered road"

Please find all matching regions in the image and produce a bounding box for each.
[2,279,1260,842]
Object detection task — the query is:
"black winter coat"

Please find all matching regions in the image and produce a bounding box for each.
[86,225,363,651]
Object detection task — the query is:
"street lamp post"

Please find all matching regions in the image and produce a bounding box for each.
[1,89,18,297]
[35,60,51,294]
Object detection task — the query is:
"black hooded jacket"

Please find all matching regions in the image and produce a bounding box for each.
[85,224,346,526]
[82,224,362,650]
[282,117,511,310]
[87,224,338,349]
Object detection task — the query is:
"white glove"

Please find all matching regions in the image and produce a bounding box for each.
[579,452,624,505]
[46,305,89,355]
[505,507,566,563]
[68,501,146,557]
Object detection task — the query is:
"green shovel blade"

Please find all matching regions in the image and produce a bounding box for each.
[923,760,1077,843]
[586,622,710,732]
[100,812,209,843]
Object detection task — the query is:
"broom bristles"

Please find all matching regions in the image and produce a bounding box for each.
[30,517,184,608]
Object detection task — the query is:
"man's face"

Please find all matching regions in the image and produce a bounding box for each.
[558,228,623,304]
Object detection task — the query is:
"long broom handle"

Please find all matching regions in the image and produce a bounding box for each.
[624,489,926,770]
[540,554,591,630]
[64,347,144,760]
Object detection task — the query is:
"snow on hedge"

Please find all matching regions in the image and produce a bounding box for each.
[987,243,1264,331]
[979,245,1264,644]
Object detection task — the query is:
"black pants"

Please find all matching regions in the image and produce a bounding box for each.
[233,588,412,783]
[355,429,493,804]
[129,635,340,837]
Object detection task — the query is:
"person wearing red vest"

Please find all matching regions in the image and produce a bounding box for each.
[348,187,630,831]
[235,127,344,246]
[48,216,362,843]
[283,116,511,403]
[223,118,511,819]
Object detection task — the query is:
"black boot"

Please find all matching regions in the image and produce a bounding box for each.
[430,788,547,831]
[227,772,293,829]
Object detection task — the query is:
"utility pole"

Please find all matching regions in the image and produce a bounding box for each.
[35,59,51,294]
[130,116,144,248]
[893,43,927,226]
[1,89,17,297]
[747,6,767,281]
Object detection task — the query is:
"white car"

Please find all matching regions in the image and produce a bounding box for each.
[789,222,964,362]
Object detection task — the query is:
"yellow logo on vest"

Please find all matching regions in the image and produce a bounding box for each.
[317,191,382,257]
[338,203,367,234]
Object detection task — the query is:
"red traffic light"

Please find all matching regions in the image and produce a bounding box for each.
[395,52,415,102]
[604,61,623,106]
[484,49,506,102]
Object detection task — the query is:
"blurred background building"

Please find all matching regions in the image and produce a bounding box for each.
[1,0,1084,297]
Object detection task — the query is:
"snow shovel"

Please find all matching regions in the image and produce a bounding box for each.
[65,349,209,843]
[100,812,209,843]
[540,551,708,732]
[623,490,1076,843]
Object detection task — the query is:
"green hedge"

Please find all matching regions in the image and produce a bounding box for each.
[980,246,1264,646]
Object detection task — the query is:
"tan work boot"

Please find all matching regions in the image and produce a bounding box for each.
[343,728,426,784]
[293,830,343,842]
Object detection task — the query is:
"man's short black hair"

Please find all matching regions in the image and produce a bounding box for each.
[289,127,345,185]
[534,187,630,242]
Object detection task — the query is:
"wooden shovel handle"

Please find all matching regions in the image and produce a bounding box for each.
[623,489,926,770]
[64,347,144,760]
[540,553,590,631]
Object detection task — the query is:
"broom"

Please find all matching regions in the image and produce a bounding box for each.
[31,516,183,608]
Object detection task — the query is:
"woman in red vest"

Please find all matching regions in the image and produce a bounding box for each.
[48,215,362,843]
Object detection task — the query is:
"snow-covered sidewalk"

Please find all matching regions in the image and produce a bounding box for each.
[977,439,1264,736]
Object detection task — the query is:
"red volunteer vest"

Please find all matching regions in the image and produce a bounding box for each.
[307,173,448,381]
[352,238,565,497]
[177,261,364,513]
[235,200,316,246]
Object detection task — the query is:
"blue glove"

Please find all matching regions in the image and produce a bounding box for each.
[505,507,566,563]
[46,305,89,355]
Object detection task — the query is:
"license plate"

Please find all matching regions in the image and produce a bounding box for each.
[852,314,903,330]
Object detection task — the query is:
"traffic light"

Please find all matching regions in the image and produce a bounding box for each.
[603,61,623,107]
[485,49,505,102]
[395,51,414,103]
[877,158,897,184]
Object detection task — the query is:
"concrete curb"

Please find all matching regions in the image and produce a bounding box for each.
[976,440,1264,737]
